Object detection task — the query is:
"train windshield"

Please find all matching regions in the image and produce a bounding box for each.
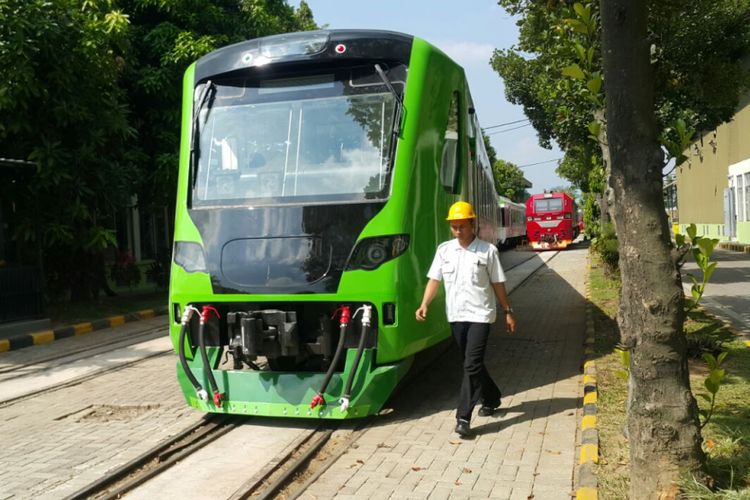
[191,65,405,207]
[534,198,563,213]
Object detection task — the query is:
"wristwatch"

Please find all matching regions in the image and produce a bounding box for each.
[504,308,514,315]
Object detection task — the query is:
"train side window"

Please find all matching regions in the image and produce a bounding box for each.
[440,92,460,194]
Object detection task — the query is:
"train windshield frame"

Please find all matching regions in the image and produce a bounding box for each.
[533,197,564,213]
[190,64,406,208]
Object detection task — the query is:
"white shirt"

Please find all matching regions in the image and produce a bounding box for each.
[427,237,506,323]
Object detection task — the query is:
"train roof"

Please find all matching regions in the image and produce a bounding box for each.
[194,30,415,82]
[527,191,574,200]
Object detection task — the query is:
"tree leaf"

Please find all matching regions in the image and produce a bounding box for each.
[587,76,602,93]
[574,43,586,64]
[717,351,729,365]
[702,353,717,369]
[704,378,719,394]
[562,64,586,80]
[573,3,590,23]
[588,120,601,137]
[564,18,589,35]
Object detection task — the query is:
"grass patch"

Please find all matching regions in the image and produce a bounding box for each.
[589,255,630,499]
[588,254,750,498]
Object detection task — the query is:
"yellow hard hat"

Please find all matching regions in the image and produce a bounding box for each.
[446,201,476,221]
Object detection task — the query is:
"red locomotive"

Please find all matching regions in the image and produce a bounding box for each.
[525,191,580,250]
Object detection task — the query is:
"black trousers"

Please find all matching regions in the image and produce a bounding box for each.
[451,321,501,422]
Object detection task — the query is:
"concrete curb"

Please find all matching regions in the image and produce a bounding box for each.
[718,242,750,254]
[0,306,168,353]
[576,260,599,500]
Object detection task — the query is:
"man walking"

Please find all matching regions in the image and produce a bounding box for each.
[416,201,516,437]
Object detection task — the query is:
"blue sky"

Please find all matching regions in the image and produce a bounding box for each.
[290,0,567,192]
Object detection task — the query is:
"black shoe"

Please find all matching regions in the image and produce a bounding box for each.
[478,405,497,417]
[455,419,471,437]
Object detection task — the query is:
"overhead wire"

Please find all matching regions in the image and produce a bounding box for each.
[516,158,563,168]
[486,123,532,135]
[482,118,530,130]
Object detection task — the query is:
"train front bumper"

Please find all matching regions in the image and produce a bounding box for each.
[176,349,412,419]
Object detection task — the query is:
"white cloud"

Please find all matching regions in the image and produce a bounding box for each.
[437,40,495,67]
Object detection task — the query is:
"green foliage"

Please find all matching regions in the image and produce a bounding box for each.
[1,0,136,298]
[676,224,720,313]
[492,0,603,193]
[686,326,735,360]
[0,0,318,300]
[660,118,695,166]
[590,222,619,275]
[492,159,529,202]
[582,190,600,239]
[698,352,728,429]
[675,223,729,432]
[493,0,750,189]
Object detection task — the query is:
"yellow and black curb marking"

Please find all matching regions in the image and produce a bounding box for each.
[0,307,168,353]
[718,241,750,254]
[577,265,599,500]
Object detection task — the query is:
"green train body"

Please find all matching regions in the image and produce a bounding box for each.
[169,30,502,419]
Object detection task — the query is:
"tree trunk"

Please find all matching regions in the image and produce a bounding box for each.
[599,1,705,498]
[594,109,614,228]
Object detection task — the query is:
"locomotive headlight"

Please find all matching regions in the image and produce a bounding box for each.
[346,235,410,271]
[366,243,388,265]
[173,241,207,273]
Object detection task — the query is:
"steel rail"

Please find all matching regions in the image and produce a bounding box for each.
[0,349,172,408]
[239,427,336,500]
[0,325,167,377]
[64,414,239,500]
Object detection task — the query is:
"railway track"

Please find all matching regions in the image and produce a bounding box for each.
[0,324,166,379]
[7,248,560,499]
[0,333,173,407]
[65,414,241,500]
[62,414,353,500]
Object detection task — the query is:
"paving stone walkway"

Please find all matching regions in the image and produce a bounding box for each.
[301,248,588,500]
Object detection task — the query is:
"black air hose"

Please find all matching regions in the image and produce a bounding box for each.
[199,306,223,406]
[311,306,350,409]
[178,322,206,399]
[340,305,372,412]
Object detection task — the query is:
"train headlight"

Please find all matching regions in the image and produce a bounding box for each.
[366,243,388,265]
[173,241,207,273]
[346,235,410,271]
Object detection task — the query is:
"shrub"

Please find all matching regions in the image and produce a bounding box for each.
[146,248,171,288]
[591,222,619,275]
[110,250,141,288]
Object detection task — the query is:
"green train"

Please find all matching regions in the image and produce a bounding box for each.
[169,30,502,419]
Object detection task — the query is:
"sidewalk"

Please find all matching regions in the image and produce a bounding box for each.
[682,248,750,339]
[0,291,168,352]
[301,249,588,499]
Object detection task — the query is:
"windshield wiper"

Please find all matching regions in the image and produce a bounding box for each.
[190,80,215,188]
[374,64,403,168]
